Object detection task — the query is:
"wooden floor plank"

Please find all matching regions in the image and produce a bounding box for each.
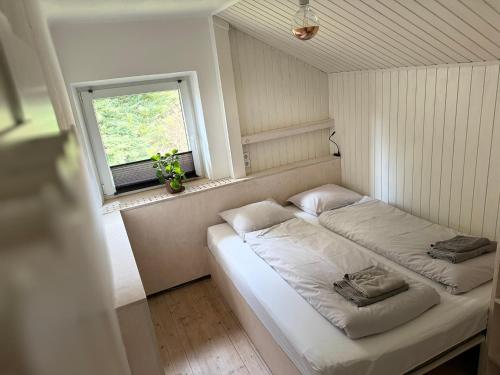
[164,288,208,375]
[200,280,271,375]
[148,278,269,375]
[149,297,175,375]
[184,281,249,375]
[163,282,245,374]
[179,284,234,375]
[149,295,194,375]
[159,295,196,375]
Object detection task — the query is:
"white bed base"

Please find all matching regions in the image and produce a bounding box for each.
[208,249,301,375]
[207,249,488,375]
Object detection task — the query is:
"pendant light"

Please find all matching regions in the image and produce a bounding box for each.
[291,0,320,41]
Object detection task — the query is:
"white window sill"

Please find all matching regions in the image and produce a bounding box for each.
[102,177,234,214]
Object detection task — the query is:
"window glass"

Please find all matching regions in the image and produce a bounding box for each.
[92,90,190,166]
[79,78,201,196]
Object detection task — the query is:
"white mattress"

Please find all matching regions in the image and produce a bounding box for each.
[207,206,491,375]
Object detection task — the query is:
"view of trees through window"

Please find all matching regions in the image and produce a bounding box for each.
[93,90,190,166]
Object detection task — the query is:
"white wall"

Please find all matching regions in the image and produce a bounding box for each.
[49,16,231,180]
[229,28,331,173]
[211,16,246,179]
[330,61,500,240]
[122,157,341,294]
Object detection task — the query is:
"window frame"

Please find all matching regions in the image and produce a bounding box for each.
[78,78,204,197]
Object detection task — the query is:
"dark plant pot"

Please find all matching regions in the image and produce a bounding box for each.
[166,182,185,194]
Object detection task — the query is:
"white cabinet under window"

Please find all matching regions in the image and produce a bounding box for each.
[79,78,203,196]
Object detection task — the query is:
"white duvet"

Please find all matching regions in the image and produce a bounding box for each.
[245,218,440,339]
[319,199,496,294]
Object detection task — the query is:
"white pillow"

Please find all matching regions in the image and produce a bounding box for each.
[287,184,362,216]
[219,199,295,239]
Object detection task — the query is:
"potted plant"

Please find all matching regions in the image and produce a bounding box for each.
[151,149,186,194]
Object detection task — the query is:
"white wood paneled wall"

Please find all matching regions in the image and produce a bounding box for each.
[229,28,330,173]
[330,61,500,240]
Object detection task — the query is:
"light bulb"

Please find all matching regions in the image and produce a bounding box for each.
[291,0,320,41]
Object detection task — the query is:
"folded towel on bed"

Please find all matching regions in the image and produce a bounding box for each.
[431,235,491,252]
[343,266,407,298]
[334,279,409,307]
[428,242,497,264]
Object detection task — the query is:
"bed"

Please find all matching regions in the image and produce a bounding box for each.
[207,206,492,375]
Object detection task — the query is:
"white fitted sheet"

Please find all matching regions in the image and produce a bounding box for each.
[208,206,491,375]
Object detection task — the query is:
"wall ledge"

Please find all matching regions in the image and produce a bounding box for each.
[102,211,145,308]
[102,155,339,214]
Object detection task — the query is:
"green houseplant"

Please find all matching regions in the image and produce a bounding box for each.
[151,149,186,193]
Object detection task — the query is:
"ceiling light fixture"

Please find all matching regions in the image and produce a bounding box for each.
[291,0,320,41]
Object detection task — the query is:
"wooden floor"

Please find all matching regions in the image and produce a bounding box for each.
[148,277,271,375]
[148,278,477,375]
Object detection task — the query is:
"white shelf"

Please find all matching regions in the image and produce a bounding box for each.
[241,118,334,145]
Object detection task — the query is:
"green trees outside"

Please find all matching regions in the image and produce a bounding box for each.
[93,90,189,166]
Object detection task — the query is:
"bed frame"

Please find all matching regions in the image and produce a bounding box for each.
[208,248,489,375]
[208,250,301,375]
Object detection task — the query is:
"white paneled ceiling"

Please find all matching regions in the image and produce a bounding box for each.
[218,0,500,73]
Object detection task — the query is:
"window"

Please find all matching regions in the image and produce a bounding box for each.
[79,79,202,196]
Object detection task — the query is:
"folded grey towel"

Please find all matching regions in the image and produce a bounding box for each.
[428,241,497,263]
[432,235,491,252]
[334,279,409,307]
[344,266,407,298]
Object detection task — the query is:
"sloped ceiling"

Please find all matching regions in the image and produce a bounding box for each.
[218,0,500,73]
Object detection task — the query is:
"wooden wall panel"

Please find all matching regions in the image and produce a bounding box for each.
[229,28,330,173]
[330,61,500,240]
